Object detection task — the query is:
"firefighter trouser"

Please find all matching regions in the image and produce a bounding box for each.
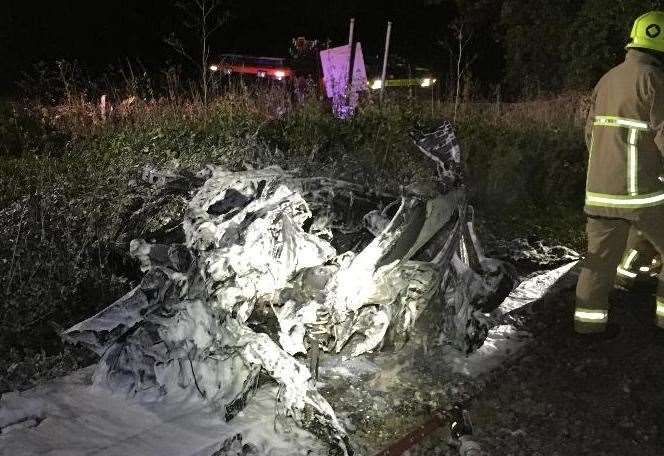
[617,228,660,281]
[575,208,664,333]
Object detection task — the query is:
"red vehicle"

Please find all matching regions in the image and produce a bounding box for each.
[209,54,294,80]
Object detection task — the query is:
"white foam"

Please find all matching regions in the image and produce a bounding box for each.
[495,261,578,317]
[441,325,531,377]
[442,261,578,377]
[0,367,326,456]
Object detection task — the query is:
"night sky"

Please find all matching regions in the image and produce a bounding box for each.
[1,0,463,92]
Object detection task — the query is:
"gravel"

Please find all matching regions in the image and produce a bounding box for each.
[466,284,664,456]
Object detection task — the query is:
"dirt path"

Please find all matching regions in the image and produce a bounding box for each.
[468,285,664,456]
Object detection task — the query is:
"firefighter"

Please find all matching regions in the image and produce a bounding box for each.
[616,228,662,288]
[575,11,664,342]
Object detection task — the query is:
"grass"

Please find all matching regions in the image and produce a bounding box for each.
[0,82,588,392]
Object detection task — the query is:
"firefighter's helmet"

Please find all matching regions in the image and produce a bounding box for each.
[627,11,664,53]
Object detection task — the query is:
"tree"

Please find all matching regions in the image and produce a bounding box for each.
[165,0,229,104]
[499,0,582,97]
[443,20,476,121]
[564,0,664,89]
[440,0,502,117]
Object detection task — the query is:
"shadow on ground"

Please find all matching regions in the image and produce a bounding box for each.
[468,282,664,456]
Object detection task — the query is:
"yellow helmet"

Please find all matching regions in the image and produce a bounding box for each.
[627,11,664,53]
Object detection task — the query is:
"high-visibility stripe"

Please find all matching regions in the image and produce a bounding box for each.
[586,130,595,190]
[627,129,639,195]
[617,267,638,279]
[617,249,639,278]
[575,308,608,323]
[639,266,652,272]
[657,300,664,317]
[588,115,657,206]
[594,116,649,130]
[586,190,664,208]
[623,249,639,269]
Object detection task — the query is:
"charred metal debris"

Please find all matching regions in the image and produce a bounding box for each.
[62,121,518,454]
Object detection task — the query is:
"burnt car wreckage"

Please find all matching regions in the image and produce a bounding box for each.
[62,121,518,454]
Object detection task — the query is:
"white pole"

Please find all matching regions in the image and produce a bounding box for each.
[348,17,355,46]
[347,18,356,95]
[380,21,392,103]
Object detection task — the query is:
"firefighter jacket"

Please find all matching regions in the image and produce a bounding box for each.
[585,49,664,219]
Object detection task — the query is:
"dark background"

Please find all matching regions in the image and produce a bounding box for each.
[0,0,482,93]
[3,0,664,98]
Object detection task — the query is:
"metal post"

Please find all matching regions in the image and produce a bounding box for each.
[347,18,357,93]
[380,21,392,103]
[431,79,435,116]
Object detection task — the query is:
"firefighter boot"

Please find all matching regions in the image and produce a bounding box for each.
[576,322,622,343]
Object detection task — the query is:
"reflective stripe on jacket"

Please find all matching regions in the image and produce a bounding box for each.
[585,50,664,218]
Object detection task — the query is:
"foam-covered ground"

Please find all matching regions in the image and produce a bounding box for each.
[0,366,325,456]
[0,263,575,455]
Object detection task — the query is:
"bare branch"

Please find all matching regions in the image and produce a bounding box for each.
[207,13,229,36]
[166,0,228,104]
[164,34,198,67]
[459,54,477,77]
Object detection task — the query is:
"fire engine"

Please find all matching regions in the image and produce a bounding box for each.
[209,54,293,81]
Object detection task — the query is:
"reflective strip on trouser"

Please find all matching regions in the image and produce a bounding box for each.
[617,249,639,279]
[575,217,630,334]
[575,308,609,324]
[575,308,609,333]
[617,267,638,278]
[657,299,664,328]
